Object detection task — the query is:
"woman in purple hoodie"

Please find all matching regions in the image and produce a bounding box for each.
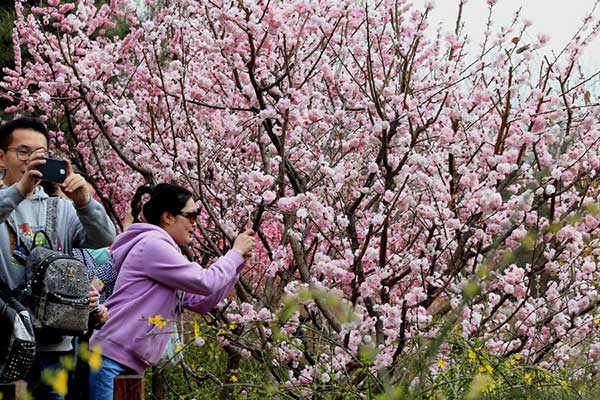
[88,183,254,400]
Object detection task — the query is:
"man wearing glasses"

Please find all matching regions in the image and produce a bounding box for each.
[0,117,116,399]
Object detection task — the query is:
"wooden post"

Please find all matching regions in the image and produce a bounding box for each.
[151,367,168,399]
[114,374,144,400]
[0,380,27,400]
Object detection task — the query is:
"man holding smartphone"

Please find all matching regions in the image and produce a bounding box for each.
[0,117,116,399]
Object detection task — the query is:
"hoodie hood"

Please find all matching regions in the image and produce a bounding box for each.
[29,186,49,200]
[111,223,175,272]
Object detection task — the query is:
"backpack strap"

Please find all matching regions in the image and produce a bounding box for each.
[0,276,15,299]
[6,215,20,246]
[44,197,59,251]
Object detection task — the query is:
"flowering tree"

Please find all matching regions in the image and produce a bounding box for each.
[4,0,600,397]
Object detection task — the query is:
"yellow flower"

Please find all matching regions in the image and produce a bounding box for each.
[175,344,184,354]
[52,369,69,397]
[229,322,236,331]
[156,315,167,328]
[482,379,496,393]
[230,375,238,383]
[437,359,446,368]
[147,314,166,328]
[514,353,521,361]
[467,373,494,398]
[524,372,532,385]
[88,351,103,372]
[60,354,75,371]
[560,380,568,389]
[594,315,600,324]
[468,350,477,362]
[478,364,493,374]
[216,329,225,336]
[194,322,200,340]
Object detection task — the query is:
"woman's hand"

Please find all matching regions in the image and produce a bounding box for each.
[232,229,255,258]
[88,287,99,310]
[90,305,109,329]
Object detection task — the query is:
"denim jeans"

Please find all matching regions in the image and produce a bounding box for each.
[25,351,71,400]
[89,356,134,400]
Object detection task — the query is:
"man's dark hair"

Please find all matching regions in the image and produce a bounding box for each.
[0,117,50,149]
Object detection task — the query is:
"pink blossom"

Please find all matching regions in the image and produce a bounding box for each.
[537,33,551,46]
[257,308,272,322]
[590,343,600,359]
[262,190,276,203]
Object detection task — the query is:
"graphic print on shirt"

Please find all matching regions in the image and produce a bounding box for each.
[10,223,50,266]
[18,223,50,248]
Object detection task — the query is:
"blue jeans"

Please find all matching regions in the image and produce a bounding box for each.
[89,356,133,400]
[26,351,71,400]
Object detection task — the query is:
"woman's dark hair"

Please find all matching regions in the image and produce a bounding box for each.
[130,185,153,223]
[132,183,193,226]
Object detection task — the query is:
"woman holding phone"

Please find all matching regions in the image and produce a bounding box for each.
[88,183,254,400]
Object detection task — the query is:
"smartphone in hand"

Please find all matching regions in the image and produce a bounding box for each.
[35,157,68,183]
[90,276,105,294]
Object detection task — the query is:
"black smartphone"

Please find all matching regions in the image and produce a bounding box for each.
[35,157,68,183]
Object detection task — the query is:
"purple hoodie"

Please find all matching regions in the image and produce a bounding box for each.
[89,223,244,373]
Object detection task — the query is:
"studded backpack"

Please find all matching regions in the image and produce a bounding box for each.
[10,198,90,336]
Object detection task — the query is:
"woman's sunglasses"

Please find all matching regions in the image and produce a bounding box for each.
[178,210,200,223]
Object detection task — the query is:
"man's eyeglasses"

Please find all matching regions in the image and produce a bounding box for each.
[178,210,200,223]
[3,145,48,161]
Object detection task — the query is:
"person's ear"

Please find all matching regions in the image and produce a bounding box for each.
[0,149,6,170]
[161,211,175,226]
[0,149,6,182]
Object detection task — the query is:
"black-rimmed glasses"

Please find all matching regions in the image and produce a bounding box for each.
[3,145,48,161]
